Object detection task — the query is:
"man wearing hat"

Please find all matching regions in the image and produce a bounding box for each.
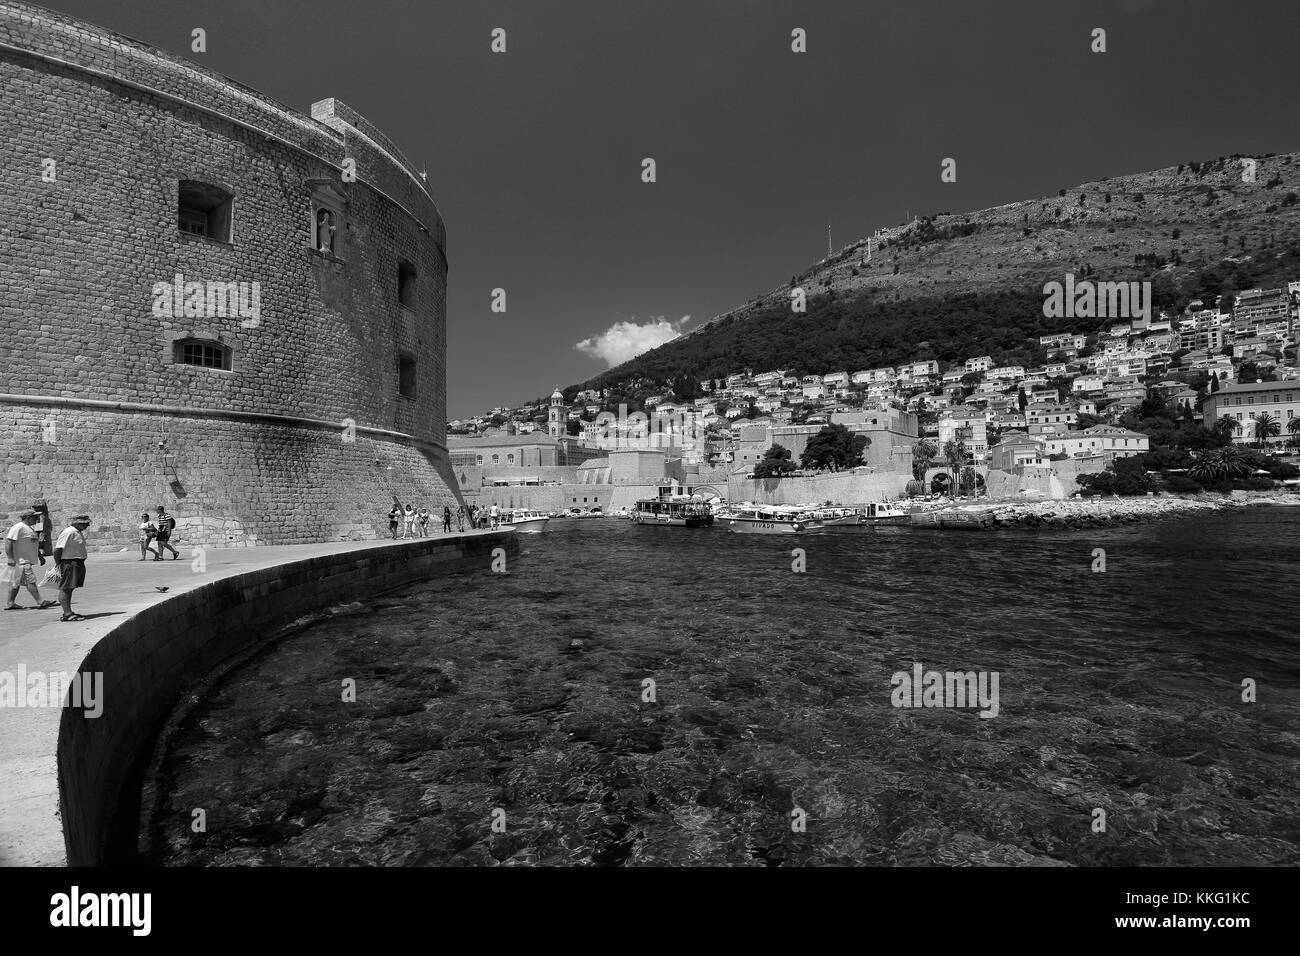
[52,514,92,622]
[4,509,57,611]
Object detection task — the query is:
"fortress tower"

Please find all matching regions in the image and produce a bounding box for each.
[0,2,459,548]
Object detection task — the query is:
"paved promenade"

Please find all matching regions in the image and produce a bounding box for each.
[0,529,501,866]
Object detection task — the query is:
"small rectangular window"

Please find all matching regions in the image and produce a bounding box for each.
[398,352,417,398]
[398,261,417,307]
[178,180,233,242]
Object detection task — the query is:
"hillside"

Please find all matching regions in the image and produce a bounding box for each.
[571,151,1300,399]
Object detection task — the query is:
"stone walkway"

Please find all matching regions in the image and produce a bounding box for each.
[0,529,499,867]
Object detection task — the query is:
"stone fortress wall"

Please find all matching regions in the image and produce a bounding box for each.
[0,1,458,549]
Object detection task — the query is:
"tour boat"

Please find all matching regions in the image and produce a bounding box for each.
[718,504,824,534]
[499,509,550,533]
[633,495,715,527]
[821,501,912,530]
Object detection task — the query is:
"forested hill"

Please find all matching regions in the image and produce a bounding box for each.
[570,151,1300,399]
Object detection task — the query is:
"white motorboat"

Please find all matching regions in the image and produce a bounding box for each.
[499,509,550,533]
[633,494,715,527]
[718,504,824,534]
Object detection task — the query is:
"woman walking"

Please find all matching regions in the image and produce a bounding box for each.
[138,512,158,561]
[402,503,416,539]
[456,505,465,532]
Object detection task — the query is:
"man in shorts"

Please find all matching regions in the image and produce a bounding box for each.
[4,509,56,610]
[53,514,92,622]
[154,506,179,560]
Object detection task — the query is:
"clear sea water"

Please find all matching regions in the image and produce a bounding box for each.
[150,508,1300,866]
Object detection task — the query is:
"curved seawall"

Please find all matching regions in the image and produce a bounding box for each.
[0,532,517,866]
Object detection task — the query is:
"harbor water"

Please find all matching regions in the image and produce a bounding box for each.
[149,508,1300,866]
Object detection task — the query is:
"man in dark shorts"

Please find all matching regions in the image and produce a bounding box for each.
[53,514,91,622]
[388,499,401,538]
[154,506,179,559]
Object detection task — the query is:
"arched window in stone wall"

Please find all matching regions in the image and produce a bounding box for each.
[172,338,232,371]
[178,181,233,243]
[507,454,514,465]
[492,455,499,464]
[309,182,346,257]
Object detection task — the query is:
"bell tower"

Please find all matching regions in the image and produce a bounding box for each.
[547,386,565,438]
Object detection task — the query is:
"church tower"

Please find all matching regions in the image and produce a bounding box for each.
[547,387,565,438]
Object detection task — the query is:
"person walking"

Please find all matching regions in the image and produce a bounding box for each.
[4,509,56,610]
[489,503,500,530]
[53,514,92,622]
[154,506,179,560]
[139,512,159,561]
[417,505,431,537]
[402,503,416,539]
[442,505,452,533]
[388,498,402,539]
[456,504,465,532]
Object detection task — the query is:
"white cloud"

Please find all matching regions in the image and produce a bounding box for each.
[575,316,689,367]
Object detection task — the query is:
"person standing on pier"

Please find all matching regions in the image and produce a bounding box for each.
[4,509,56,610]
[53,514,91,622]
[442,505,452,533]
[388,498,401,538]
[456,504,465,532]
[489,503,499,530]
[417,505,431,537]
[402,503,416,538]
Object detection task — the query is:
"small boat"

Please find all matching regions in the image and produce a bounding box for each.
[719,504,824,534]
[633,494,715,527]
[499,509,550,533]
[816,502,912,531]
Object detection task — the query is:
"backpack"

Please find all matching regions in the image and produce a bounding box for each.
[160,515,176,533]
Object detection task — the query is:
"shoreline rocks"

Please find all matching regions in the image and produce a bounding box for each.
[911,491,1297,530]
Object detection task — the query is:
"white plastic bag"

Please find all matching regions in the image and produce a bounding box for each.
[40,564,61,587]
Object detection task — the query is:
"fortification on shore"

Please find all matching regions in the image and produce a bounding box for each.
[0,1,458,550]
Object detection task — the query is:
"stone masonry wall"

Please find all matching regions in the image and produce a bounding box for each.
[0,403,462,550]
[0,2,456,544]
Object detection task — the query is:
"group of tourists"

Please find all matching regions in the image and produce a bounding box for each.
[138,506,179,561]
[4,508,91,622]
[385,499,501,537]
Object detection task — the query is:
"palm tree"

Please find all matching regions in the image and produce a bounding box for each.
[943,439,969,497]
[1189,446,1253,484]
[1287,416,1300,450]
[911,439,937,482]
[1253,412,1281,448]
[1213,416,1242,443]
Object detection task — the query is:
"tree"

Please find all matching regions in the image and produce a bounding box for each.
[801,424,869,471]
[1253,412,1281,447]
[1017,387,1028,412]
[1213,416,1242,443]
[943,439,969,497]
[753,443,797,478]
[1188,446,1252,485]
[1076,456,1155,495]
[1288,417,1300,449]
[1209,371,1220,393]
[912,439,937,482]
[566,419,582,437]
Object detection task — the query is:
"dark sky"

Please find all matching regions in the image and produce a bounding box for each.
[40,0,1300,416]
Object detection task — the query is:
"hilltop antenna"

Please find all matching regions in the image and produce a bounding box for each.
[827,222,832,258]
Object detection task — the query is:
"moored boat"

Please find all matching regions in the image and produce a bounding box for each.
[499,508,550,533]
[633,494,715,527]
[719,504,824,534]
